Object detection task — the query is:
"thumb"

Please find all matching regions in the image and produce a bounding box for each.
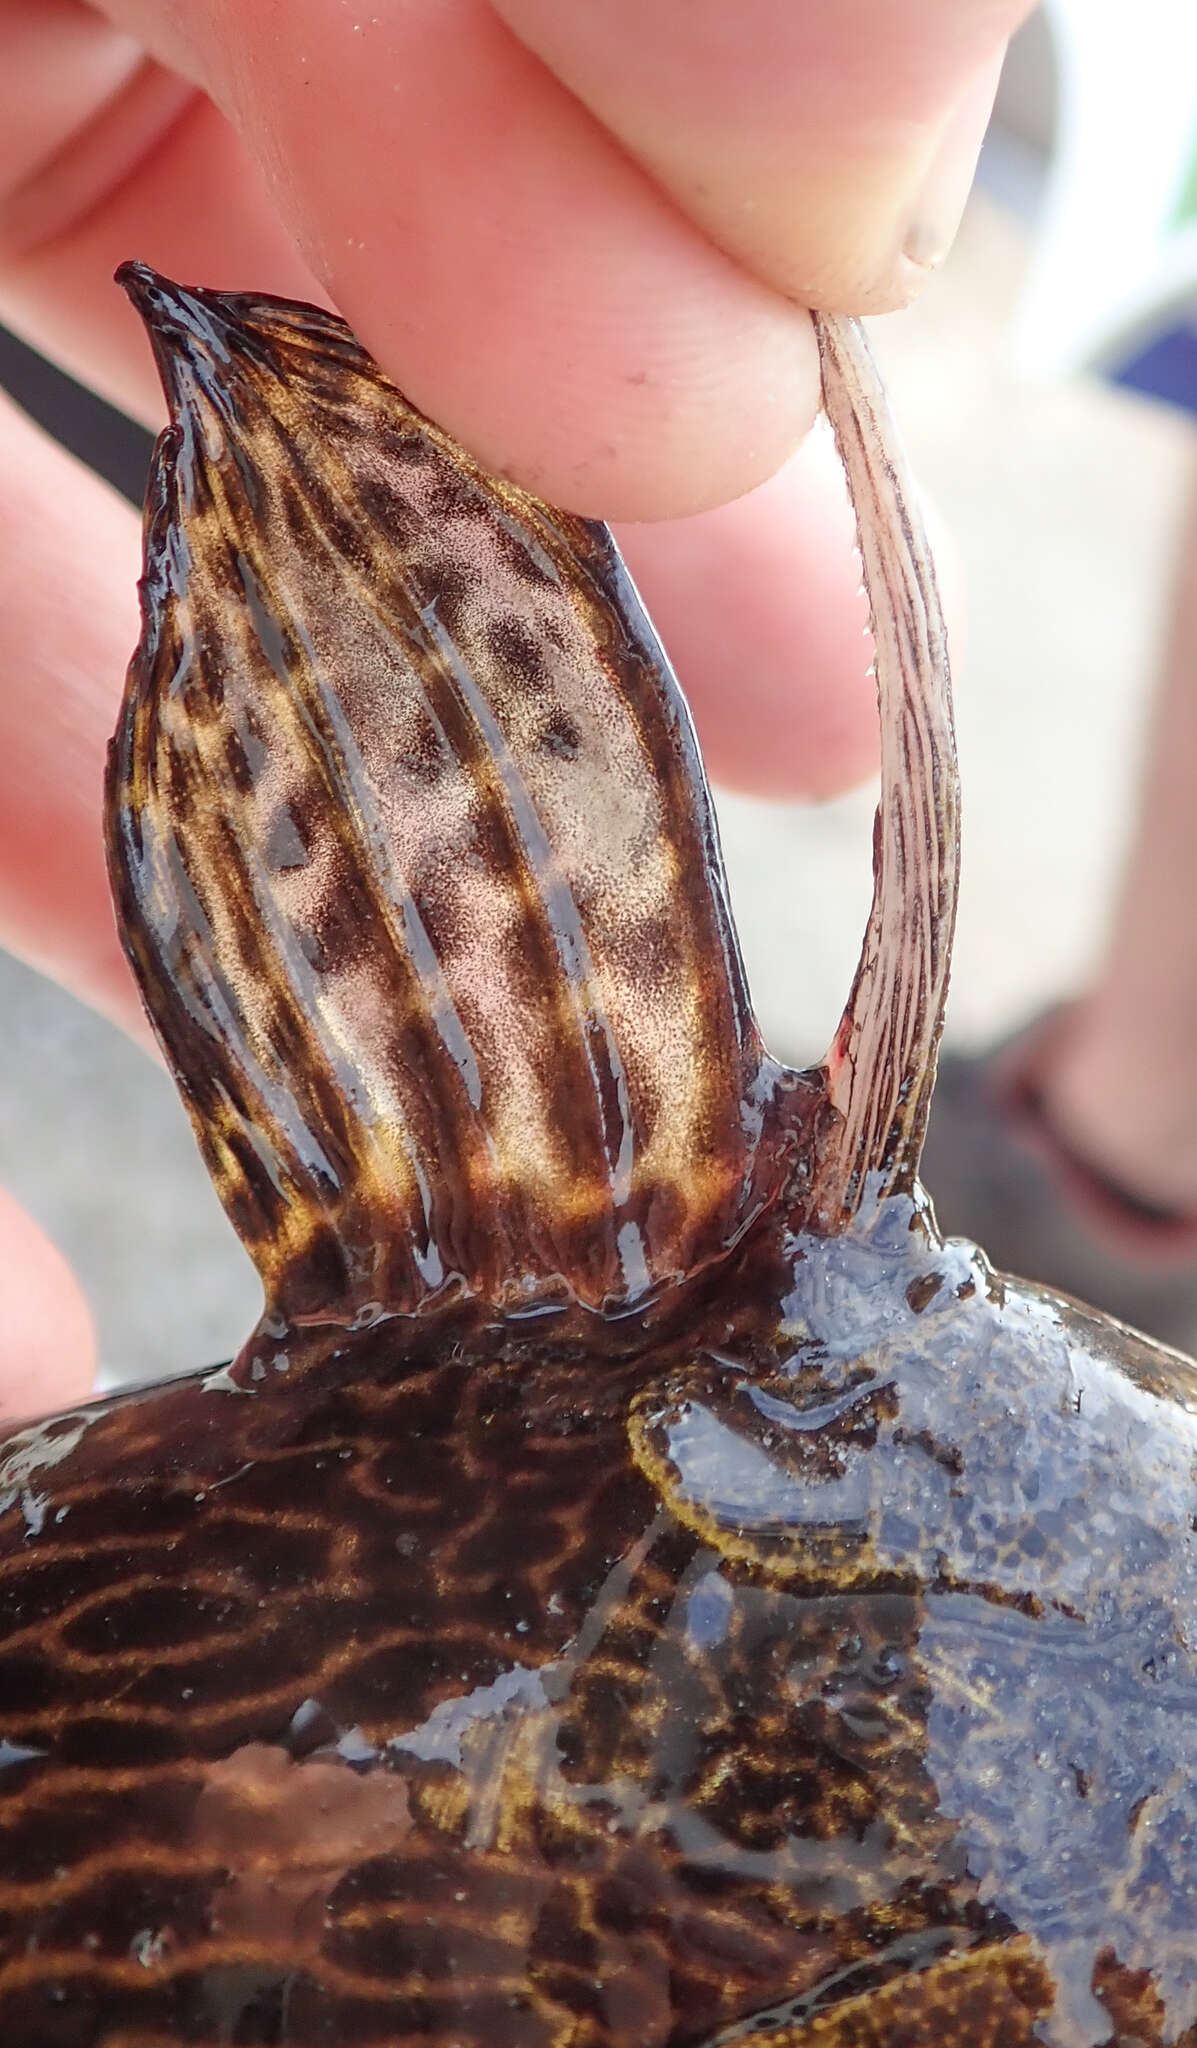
[493,0,1034,309]
[101,0,1030,520]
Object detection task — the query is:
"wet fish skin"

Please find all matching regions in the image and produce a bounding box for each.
[0,272,1190,2047]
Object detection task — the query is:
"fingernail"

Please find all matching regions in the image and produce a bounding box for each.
[901,50,1007,278]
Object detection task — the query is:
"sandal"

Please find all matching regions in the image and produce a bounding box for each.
[920,1014,1197,1352]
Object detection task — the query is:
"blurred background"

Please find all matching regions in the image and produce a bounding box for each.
[2,3,1196,1385]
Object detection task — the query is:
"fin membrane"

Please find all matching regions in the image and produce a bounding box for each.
[108,266,787,1323]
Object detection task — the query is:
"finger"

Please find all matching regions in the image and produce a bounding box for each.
[98,0,1023,514]
[493,0,1034,308]
[0,44,325,428]
[3,1,1015,524]
[0,386,146,1034]
[625,432,965,799]
[69,0,817,518]
[0,1185,96,1420]
[619,430,878,799]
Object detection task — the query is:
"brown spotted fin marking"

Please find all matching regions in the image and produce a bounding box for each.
[107,264,807,1328]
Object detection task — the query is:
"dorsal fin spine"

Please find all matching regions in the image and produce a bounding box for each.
[808,315,960,1230]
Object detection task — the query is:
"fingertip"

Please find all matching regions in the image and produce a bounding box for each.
[0,1187,97,1424]
[204,0,820,520]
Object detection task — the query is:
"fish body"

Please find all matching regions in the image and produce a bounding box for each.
[4,1216,1197,2046]
[0,272,1193,2046]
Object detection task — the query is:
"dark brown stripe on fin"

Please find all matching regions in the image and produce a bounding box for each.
[107,265,794,1326]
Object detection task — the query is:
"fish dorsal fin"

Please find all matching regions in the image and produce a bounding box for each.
[107,265,792,1326]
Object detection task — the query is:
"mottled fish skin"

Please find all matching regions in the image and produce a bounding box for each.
[0,273,1196,2048]
[5,1221,1197,2047]
[107,266,805,1329]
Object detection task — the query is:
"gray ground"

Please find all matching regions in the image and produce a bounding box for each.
[2,196,1194,1388]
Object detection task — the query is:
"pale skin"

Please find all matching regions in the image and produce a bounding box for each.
[0,0,1035,1408]
[1046,471,1197,1218]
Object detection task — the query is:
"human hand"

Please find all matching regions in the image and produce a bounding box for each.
[0,0,1033,1403]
